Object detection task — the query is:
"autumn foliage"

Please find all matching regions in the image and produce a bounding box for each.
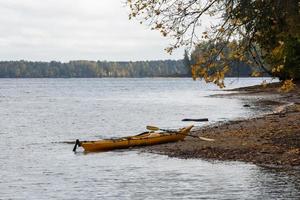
[127,0,300,90]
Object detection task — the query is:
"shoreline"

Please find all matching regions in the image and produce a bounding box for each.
[143,82,300,168]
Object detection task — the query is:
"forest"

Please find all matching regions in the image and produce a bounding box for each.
[0,59,254,78]
[0,60,187,78]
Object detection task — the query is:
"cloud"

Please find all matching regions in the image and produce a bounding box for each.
[0,0,184,61]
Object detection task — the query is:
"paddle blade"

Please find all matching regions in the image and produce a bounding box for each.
[146,125,160,131]
[198,136,215,142]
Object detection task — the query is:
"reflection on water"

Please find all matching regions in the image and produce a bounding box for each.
[0,78,299,199]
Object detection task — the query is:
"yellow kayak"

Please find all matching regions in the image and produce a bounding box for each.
[73,125,193,152]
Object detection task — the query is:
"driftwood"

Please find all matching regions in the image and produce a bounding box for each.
[182,118,209,122]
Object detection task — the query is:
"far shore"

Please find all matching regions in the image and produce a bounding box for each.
[143,81,300,168]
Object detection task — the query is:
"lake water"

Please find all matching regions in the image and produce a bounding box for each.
[0,78,299,199]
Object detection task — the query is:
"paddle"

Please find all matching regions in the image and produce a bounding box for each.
[73,139,80,152]
[146,125,215,142]
[146,125,176,132]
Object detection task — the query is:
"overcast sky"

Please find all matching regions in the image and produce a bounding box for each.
[0,0,186,62]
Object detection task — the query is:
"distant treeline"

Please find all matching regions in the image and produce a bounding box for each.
[0,60,188,78]
[0,60,255,78]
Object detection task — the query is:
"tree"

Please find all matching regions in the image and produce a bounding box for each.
[191,40,256,78]
[127,0,300,89]
[183,49,192,75]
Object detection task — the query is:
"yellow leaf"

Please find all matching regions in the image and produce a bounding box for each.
[280,79,295,92]
[251,71,261,77]
[218,27,225,32]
